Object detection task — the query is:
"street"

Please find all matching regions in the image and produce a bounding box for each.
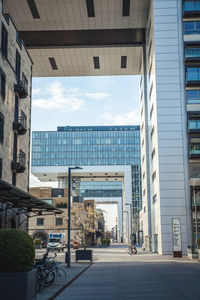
[48,244,200,300]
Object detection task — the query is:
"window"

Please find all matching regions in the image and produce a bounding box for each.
[150,105,154,119]
[186,89,200,103]
[184,1,200,12]
[153,194,157,204]
[152,171,156,182]
[0,112,4,145]
[143,172,145,179]
[15,50,21,82]
[0,158,2,178]
[37,218,44,226]
[0,68,6,100]
[1,23,8,58]
[151,148,155,160]
[143,189,146,196]
[56,218,63,226]
[186,67,200,81]
[185,48,200,58]
[184,21,200,35]
[151,126,155,139]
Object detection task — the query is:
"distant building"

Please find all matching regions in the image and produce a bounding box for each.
[31,125,142,242]
[28,187,104,245]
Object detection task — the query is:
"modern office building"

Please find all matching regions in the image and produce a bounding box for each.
[4,0,200,255]
[32,125,142,242]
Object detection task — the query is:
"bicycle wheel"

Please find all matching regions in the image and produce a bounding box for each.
[36,270,46,292]
[43,266,55,286]
[55,267,66,285]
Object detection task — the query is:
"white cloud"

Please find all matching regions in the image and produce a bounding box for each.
[33,82,84,112]
[84,92,111,100]
[32,82,112,112]
[101,109,140,125]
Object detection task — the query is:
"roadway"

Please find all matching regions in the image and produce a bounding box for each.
[51,244,200,300]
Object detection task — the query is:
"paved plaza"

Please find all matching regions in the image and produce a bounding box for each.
[53,244,200,300]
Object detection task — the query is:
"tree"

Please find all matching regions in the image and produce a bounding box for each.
[71,205,102,250]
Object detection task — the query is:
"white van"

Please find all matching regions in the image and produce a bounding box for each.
[47,233,65,252]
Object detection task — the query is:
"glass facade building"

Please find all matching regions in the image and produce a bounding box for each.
[32,126,140,167]
[32,125,142,233]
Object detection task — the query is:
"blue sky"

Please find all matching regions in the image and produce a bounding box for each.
[31,75,140,229]
[31,75,140,131]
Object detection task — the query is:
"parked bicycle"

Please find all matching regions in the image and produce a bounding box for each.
[34,250,67,292]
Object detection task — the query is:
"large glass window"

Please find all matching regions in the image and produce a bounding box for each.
[185,48,200,58]
[186,67,200,81]
[187,90,200,103]
[184,0,200,11]
[184,22,200,34]
[188,118,200,130]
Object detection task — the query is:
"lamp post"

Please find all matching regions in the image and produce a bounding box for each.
[67,166,82,267]
[125,203,133,245]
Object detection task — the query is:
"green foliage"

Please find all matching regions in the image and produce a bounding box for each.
[101,239,110,246]
[34,238,42,245]
[56,202,67,208]
[0,229,35,272]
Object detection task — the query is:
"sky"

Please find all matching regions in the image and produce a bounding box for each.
[30,75,140,228]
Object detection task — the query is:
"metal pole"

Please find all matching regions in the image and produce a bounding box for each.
[67,168,71,267]
[193,186,198,248]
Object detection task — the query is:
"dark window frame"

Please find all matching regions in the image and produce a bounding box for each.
[0,68,6,100]
[56,218,63,226]
[0,157,2,179]
[0,112,4,145]
[37,218,44,226]
[1,22,8,58]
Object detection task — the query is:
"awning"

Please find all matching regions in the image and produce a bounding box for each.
[0,179,62,215]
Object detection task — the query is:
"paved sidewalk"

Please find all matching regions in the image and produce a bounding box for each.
[36,262,89,300]
[54,245,200,300]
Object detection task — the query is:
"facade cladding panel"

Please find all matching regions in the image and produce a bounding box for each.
[32,125,142,221]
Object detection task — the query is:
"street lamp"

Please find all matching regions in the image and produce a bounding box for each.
[67,166,82,267]
[125,203,133,245]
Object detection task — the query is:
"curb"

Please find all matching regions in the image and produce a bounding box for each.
[48,263,93,300]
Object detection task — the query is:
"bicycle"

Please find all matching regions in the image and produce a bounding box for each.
[45,253,67,285]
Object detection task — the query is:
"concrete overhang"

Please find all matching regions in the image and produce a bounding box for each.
[31,165,131,182]
[4,0,149,77]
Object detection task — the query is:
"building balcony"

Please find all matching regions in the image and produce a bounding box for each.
[11,150,26,173]
[13,111,27,135]
[14,80,28,99]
